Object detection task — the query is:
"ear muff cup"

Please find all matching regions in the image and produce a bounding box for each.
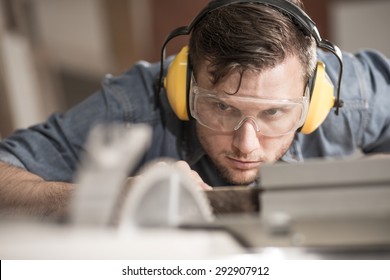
[300,61,335,134]
[164,46,190,120]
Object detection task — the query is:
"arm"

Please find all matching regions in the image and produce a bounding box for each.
[0,162,74,216]
[0,61,175,216]
[0,159,209,219]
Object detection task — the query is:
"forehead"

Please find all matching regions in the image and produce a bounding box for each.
[195,55,306,100]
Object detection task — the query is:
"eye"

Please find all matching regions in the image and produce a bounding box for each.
[263,108,280,116]
[259,107,288,121]
[215,101,230,111]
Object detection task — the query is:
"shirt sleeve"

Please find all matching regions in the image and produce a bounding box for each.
[0,90,121,182]
[0,150,26,169]
[354,50,390,153]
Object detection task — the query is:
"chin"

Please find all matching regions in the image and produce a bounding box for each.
[224,169,259,186]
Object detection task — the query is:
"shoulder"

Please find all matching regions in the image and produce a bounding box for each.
[98,60,163,123]
[102,60,160,98]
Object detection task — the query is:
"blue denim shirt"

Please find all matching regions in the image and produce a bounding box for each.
[1,50,389,186]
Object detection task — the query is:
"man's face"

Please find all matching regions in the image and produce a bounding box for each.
[194,55,307,185]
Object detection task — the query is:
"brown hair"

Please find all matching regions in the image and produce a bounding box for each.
[188,1,316,85]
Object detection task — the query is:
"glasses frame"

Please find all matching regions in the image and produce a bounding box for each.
[189,77,310,136]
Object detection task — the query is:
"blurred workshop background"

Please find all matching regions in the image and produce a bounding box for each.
[0,0,389,138]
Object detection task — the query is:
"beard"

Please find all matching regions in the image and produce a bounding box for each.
[210,144,292,185]
[213,160,259,185]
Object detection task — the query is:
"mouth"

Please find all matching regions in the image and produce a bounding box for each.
[226,157,262,170]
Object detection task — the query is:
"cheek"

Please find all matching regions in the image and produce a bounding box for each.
[196,125,230,153]
[259,135,295,160]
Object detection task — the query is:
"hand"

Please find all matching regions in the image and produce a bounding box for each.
[174,160,212,190]
[148,160,212,190]
[123,160,212,194]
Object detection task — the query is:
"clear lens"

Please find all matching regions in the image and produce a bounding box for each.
[190,85,309,137]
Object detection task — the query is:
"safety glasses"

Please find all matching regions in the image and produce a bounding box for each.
[189,78,309,137]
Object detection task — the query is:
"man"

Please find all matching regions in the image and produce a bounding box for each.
[0,0,389,216]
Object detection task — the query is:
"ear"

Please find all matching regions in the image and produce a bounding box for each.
[300,61,335,134]
[164,46,190,120]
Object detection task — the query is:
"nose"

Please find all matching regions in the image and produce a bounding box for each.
[232,119,261,154]
[234,117,260,132]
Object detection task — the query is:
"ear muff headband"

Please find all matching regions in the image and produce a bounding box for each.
[159,0,344,129]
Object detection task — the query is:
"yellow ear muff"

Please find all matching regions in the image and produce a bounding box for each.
[163,46,190,120]
[300,61,335,134]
